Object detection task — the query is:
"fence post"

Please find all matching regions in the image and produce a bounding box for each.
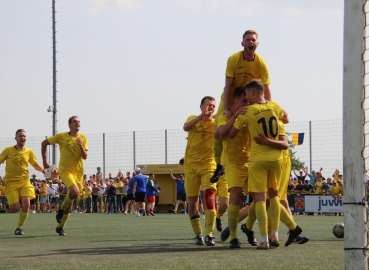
[165,129,168,164]
[133,131,136,169]
[46,136,50,165]
[309,121,312,172]
[103,133,106,179]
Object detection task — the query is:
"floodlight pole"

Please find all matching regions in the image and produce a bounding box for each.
[52,0,57,165]
[343,0,368,269]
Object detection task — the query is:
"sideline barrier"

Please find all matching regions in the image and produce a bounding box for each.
[287,194,343,213]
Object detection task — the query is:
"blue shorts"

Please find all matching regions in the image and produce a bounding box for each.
[40,196,48,203]
[177,192,186,201]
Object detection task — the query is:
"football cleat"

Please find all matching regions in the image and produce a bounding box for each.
[256,241,269,250]
[56,226,66,236]
[195,234,205,245]
[205,235,215,246]
[241,224,258,246]
[210,164,225,183]
[285,225,303,246]
[216,218,223,232]
[229,238,241,249]
[293,234,309,244]
[14,228,24,235]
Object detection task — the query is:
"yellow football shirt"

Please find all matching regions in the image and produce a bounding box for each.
[0,146,38,183]
[225,51,270,103]
[330,184,340,195]
[315,181,322,194]
[218,113,250,165]
[0,185,6,195]
[116,181,123,194]
[184,116,216,170]
[234,101,284,162]
[279,120,290,168]
[48,132,88,175]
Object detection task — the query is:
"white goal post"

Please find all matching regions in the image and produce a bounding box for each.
[343,0,368,269]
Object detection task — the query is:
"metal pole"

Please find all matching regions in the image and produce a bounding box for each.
[133,131,136,169]
[103,133,106,179]
[165,129,168,164]
[52,0,57,165]
[309,121,312,173]
[343,0,368,269]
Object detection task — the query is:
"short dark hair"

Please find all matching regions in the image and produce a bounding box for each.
[233,86,246,98]
[68,115,78,124]
[243,30,258,39]
[200,96,215,105]
[245,80,264,94]
[15,129,26,136]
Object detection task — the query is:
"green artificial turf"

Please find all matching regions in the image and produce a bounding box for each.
[0,213,345,270]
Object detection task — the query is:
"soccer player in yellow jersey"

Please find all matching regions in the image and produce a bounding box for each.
[216,86,249,248]
[0,129,47,235]
[41,116,88,236]
[258,117,308,245]
[183,96,218,246]
[228,80,301,249]
[211,30,271,183]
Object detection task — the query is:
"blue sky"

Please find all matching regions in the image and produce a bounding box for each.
[0,0,343,139]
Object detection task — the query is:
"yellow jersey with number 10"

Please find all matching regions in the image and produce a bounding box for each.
[234,101,284,162]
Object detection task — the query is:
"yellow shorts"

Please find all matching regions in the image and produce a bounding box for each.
[60,172,84,192]
[279,160,291,200]
[248,160,282,193]
[184,169,217,197]
[4,180,35,205]
[216,175,229,199]
[225,163,248,190]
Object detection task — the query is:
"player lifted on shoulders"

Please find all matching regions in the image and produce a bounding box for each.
[183,96,218,246]
[228,80,301,249]
[211,30,271,183]
[0,129,47,235]
[41,116,88,236]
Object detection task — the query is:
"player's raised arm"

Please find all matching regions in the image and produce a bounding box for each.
[223,78,234,119]
[264,85,272,101]
[169,170,176,180]
[219,106,247,139]
[41,139,50,169]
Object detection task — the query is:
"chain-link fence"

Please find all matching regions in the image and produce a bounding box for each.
[0,119,343,179]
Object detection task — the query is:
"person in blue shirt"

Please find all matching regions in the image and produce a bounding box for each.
[106,179,117,214]
[170,170,187,214]
[133,168,147,217]
[321,180,331,194]
[146,173,158,216]
[123,172,136,215]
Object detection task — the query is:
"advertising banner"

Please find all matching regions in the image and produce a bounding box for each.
[293,195,343,213]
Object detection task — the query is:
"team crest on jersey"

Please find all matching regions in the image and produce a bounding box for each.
[295,197,305,210]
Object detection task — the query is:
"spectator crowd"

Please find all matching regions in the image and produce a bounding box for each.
[0,167,162,215]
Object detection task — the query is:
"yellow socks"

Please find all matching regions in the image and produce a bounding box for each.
[213,139,223,164]
[228,204,239,240]
[16,211,28,229]
[205,209,216,236]
[255,201,268,238]
[57,214,71,228]
[246,201,256,231]
[60,195,73,210]
[280,203,297,231]
[269,197,281,233]
[190,216,202,235]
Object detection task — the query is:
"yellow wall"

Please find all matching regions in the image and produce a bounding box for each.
[137,164,184,205]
